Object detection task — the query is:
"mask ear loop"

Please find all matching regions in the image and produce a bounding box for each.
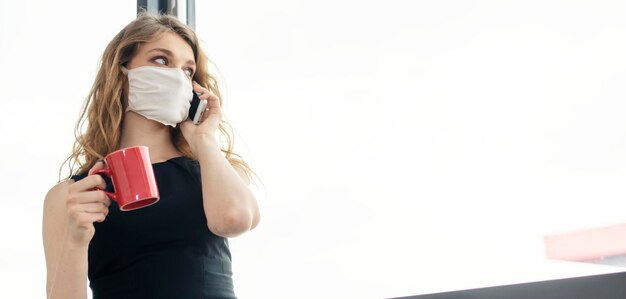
[120,66,129,75]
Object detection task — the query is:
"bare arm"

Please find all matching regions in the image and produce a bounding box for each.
[180,83,260,238]
[195,136,260,237]
[42,163,110,299]
[43,181,89,299]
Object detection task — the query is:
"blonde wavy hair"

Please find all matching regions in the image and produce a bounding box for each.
[61,12,253,182]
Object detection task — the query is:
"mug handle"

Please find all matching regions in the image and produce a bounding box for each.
[93,168,117,201]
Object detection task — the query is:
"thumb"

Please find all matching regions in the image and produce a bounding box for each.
[179,120,193,137]
[179,119,192,130]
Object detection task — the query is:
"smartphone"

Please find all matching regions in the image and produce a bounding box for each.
[188,91,208,125]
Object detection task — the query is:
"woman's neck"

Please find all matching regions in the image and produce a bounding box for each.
[118,111,183,163]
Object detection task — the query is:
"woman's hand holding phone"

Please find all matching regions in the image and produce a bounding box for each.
[180,81,221,155]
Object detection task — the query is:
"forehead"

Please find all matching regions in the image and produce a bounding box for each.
[136,32,195,62]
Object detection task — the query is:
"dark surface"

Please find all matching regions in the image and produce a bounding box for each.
[72,157,236,299]
[390,271,626,299]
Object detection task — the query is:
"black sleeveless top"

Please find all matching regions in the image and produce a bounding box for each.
[71,157,236,299]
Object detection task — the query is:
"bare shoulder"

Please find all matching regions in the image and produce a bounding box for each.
[44,180,72,210]
[43,180,72,232]
[43,180,74,240]
[42,180,73,293]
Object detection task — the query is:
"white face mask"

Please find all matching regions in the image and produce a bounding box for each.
[122,66,193,127]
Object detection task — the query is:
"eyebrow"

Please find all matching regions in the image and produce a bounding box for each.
[146,48,196,66]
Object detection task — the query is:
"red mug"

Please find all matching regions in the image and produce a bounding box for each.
[94,146,160,211]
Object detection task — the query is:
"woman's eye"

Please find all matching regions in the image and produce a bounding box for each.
[153,57,167,65]
[184,68,194,77]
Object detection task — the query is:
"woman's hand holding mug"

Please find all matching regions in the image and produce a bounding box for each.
[65,161,112,247]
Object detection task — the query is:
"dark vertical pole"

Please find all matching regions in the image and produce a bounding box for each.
[137,0,162,15]
[136,0,195,29]
[186,0,196,30]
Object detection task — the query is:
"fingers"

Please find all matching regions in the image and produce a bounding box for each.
[68,204,108,226]
[66,191,111,227]
[76,160,107,191]
[204,94,221,122]
[67,189,112,206]
[206,93,220,110]
[83,190,112,207]
[77,160,107,190]
[75,202,110,216]
[192,82,219,107]
[200,92,220,114]
[192,82,211,100]
[65,161,112,241]
[69,160,111,202]
[89,160,105,175]
[192,82,221,123]
[70,173,107,193]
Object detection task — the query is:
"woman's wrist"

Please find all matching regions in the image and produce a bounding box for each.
[190,134,219,156]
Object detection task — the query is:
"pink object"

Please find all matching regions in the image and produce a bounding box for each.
[544,223,626,262]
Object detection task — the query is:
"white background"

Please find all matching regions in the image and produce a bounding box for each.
[2,0,626,298]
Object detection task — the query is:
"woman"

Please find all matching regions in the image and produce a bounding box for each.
[42,12,260,299]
